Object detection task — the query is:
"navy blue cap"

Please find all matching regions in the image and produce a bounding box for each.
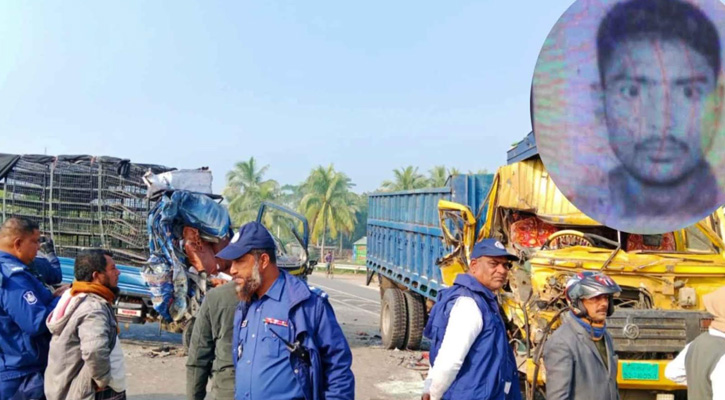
[215,221,276,260]
[470,239,518,261]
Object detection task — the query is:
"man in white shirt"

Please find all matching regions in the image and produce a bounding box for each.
[421,239,521,400]
[665,286,725,400]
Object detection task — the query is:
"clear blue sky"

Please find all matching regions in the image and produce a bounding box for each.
[0,1,574,194]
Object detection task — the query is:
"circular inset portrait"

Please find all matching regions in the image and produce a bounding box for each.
[533,0,725,234]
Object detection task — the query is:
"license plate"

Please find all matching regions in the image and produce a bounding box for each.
[117,309,142,317]
[621,362,659,381]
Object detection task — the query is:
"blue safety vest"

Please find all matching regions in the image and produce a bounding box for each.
[424,273,521,400]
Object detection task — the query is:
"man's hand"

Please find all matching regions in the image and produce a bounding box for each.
[209,278,227,287]
[52,284,70,297]
[39,236,56,256]
[421,394,431,400]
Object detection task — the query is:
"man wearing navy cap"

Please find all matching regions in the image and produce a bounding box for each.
[422,239,521,400]
[216,222,354,400]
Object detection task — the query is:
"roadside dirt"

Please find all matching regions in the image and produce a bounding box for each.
[121,273,428,400]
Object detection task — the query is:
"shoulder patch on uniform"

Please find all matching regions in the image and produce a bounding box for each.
[23,290,38,305]
[307,286,328,299]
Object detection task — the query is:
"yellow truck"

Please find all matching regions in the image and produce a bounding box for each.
[436,132,724,400]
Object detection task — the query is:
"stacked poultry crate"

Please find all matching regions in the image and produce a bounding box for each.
[0,154,175,266]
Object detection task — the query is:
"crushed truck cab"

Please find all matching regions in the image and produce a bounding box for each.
[484,133,724,397]
[367,131,724,399]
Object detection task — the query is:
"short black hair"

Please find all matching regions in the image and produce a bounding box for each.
[597,0,721,84]
[249,248,276,265]
[0,217,39,240]
[75,249,113,282]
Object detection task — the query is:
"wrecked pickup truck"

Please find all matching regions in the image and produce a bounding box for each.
[139,169,316,343]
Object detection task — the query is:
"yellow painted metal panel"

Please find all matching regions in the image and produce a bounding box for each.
[494,157,601,225]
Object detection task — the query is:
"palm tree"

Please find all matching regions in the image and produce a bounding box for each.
[279,184,304,210]
[380,166,428,191]
[467,168,490,175]
[448,167,462,176]
[428,165,448,187]
[299,165,358,258]
[224,157,280,225]
[226,157,270,192]
[227,180,280,225]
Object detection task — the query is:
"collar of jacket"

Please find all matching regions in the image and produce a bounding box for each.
[237,270,314,321]
[453,273,497,301]
[563,312,612,370]
[0,251,28,277]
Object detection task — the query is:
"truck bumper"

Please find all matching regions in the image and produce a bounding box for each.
[524,358,686,391]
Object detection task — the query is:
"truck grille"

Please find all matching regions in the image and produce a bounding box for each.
[606,309,711,353]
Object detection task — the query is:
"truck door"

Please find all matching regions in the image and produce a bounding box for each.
[256,201,314,277]
[437,200,477,287]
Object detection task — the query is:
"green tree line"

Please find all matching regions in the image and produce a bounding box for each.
[222,159,489,256]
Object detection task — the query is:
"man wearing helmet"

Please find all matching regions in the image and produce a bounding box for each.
[543,271,622,400]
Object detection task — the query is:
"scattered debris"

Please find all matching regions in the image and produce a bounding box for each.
[146,345,184,358]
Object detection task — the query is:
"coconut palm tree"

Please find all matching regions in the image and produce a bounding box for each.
[380,166,428,191]
[226,157,270,193]
[226,180,280,226]
[279,183,304,210]
[428,165,448,187]
[299,165,358,258]
[224,157,280,225]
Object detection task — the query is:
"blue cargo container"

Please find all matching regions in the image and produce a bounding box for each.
[366,174,494,349]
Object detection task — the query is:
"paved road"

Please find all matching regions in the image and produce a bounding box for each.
[308,272,380,316]
[120,272,382,345]
[307,272,382,347]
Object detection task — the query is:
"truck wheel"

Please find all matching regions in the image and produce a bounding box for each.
[381,288,407,350]
[403,291,426,350]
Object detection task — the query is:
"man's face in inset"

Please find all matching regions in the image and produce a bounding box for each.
[603,37,719,185]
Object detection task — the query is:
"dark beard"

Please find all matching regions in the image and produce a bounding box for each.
[110,286,120,298]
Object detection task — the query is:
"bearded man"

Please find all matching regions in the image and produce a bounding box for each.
[216,222,354,400]
[44,249,126,400]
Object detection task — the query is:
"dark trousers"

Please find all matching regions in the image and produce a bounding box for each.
[95,388,126,400]
[0,372,45,400]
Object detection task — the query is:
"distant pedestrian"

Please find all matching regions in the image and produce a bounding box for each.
[216,222,355,400]
[44,249,126,400]
[422,239,521,400]
[0,217,63,400]
[543,271,621,400]
[186,281,237,400]
[665,286,725,400]
[325,251,334,279]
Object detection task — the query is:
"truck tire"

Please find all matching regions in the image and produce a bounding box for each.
[381,288,408,350]
[403,291,426,350]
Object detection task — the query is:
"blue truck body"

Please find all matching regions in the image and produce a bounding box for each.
[366,174,494,302]
[59,256,152,298]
